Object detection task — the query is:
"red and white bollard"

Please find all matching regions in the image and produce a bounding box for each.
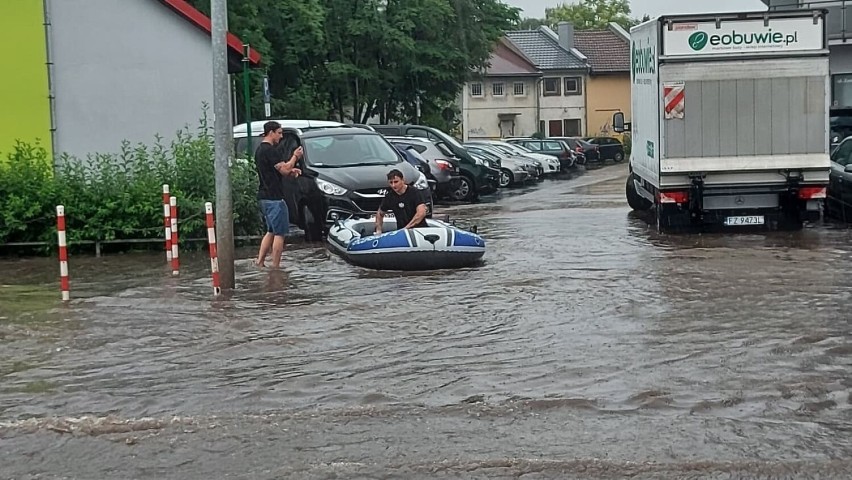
[163,184,172,262]
[169,196,179,276]
[56,205,70,302]
[205,202,221,296]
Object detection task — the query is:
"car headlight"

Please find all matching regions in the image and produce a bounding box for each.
[316,178,347,196]
[414,172,429,190]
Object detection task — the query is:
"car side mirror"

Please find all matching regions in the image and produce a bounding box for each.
[613,112,630,133]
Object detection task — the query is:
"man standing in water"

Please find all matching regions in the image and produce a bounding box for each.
[254,121,302,268]
[374,169,428,234]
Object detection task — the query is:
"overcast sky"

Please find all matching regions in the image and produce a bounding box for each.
[507,0,768,18]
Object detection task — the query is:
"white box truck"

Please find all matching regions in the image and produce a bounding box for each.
[613,9,831,232]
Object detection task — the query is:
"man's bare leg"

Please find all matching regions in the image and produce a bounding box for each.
[256,232,274,267]
[270,235,286,269]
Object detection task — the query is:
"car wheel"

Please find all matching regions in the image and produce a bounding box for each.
[301,203,323,242]
[499,169,512,188]
[614,152,625,162]
[451,174,475,201]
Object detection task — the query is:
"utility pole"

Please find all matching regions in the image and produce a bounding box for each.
[243,44,252,159]
[211,0,235,290]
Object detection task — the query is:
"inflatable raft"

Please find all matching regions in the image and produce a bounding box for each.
[327,217,485,271]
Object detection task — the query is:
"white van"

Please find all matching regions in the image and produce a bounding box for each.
[233,119,346,158]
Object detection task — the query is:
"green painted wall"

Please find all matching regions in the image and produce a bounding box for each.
[0,0,52,161]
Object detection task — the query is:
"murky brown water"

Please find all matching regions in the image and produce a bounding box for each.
[2,164,852,479]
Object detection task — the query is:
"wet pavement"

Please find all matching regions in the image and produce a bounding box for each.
[2,163,852,479]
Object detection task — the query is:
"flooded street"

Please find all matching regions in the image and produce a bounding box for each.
[2,163,852,479]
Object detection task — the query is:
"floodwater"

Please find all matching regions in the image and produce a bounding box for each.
[2,163,852,479]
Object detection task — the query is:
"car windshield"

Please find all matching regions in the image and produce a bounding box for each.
[485,144,515,155]
[505,143,531,154]
[303,134,400,167]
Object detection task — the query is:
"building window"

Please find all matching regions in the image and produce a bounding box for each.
[543,77,561,96]
[833,74,852,108]
[470,83,483,97]
[564,77,582,95]
[513,82,525,96]
[492,82,505,96]
[563,119,582,136]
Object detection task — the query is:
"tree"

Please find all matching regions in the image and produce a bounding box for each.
[516,17,546,30]
[185,0,518,126]
[545,0,640,31]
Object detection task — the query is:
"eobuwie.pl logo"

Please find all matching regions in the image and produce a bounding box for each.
[688,28,799,51]
[688,32,708,51]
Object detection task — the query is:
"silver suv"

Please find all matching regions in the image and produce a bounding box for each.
[385,136,463,200]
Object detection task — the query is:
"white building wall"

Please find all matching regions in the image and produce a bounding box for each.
[463,78,539,140]
[538,71,587,136]
[48,0,216,159]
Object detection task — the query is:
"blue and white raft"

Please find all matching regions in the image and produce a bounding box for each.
[327,216,485,271]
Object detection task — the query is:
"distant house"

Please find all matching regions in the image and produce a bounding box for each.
[461,37,542,140]
[0,0,261,162]
[507,25,590,137]
[574,23,631,138]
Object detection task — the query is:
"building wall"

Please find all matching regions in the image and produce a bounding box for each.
[463,78,539,139]
[538,72,587,136]
[0,0,52,161]
[830,44,852,108]
[47,0,215,159]
[585,74,630,138]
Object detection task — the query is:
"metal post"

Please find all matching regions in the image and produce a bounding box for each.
[212,0,235,290]
[243,43,252,159]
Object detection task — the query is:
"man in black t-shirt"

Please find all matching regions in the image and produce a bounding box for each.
[254,121,302,269]
[375,169,428,234]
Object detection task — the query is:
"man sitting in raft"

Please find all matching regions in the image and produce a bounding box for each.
[374,169,428,234]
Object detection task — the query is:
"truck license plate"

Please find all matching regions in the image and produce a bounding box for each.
[724,215,764,226]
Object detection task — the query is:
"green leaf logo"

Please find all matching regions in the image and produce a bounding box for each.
[689,31,708,51]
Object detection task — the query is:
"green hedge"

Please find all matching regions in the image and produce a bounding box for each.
[0,116,263,251]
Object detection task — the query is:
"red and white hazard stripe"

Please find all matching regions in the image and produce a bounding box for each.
[664,84,685,116]
[56,205,70,302]
[170,196,179,276]
[163,184,172,262]
[205,202,221,296]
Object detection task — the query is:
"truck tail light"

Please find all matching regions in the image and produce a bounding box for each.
[798,186,826,200]
[659,190,689,204]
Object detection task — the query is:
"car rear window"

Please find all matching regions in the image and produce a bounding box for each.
[544,141,563,150]
[435,142,455,157]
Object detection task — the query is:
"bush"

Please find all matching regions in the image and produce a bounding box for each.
[0,113,263,250]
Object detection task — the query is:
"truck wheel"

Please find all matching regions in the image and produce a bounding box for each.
[626,175,653,211]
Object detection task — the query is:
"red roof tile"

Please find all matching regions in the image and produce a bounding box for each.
[574,29,629,74]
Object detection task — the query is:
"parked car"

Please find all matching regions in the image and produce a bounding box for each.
[504,138,576,168]
[827,136,852,221]
[277,127,432,241]
[233,119,346,158]
[466,140,562,175]
[370,124,499,201]
[464,144,537,187]
[551,136,600,163]
[394,144,438,193]
[584,136,625,162]
[385,136,462,201]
